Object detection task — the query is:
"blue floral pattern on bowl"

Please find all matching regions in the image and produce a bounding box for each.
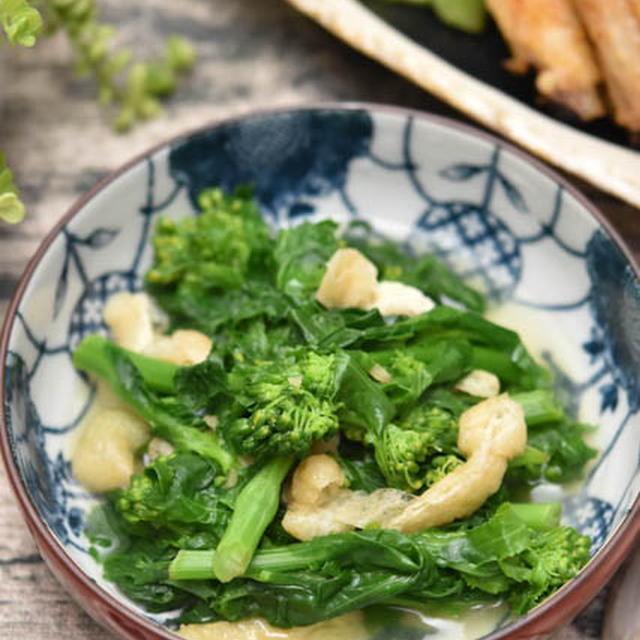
[3,106,640,634]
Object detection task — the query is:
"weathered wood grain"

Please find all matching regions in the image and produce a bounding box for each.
[0,482,115,638]
[0,0,637,638]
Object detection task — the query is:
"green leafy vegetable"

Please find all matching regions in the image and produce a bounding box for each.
[114,453,234,542]
[347,305,551,391]
[219,349,348,458]
[337,441,387,492]
[274,220,340,302]
[512,390,565,426]
[73,336,235,473]
[509,391,597,484]
[147,188,272,290]
[335,352,396,440]
[95,503,589,627]
[355,339,473,408]
[75,186,598,630]
[525,421,597,483]
[373,417,459,491]
[146,187,285,333]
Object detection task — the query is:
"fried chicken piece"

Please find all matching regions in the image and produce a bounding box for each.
[486,0,605,120]
[573,0,640,131]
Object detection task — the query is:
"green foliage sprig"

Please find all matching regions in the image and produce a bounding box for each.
[0,0,195,223]
[0,154,25,223]
[1,0,43,222]
[0,0,42,46]
[42,0,195,132]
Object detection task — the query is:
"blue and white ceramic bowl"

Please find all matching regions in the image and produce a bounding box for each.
[2,105,640,640]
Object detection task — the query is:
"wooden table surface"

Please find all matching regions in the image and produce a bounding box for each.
[0,0,638,638]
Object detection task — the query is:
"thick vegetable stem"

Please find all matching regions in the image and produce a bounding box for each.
[73,335,234,472]
[212,456,296,582]
[512,390,564,427]
[74,334,178,394]
[171,501,564,582]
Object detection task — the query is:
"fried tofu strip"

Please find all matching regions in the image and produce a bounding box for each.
[387,394,526,532]
[283,395,526,540]
[486,0,605,120]
[573,0,640,131]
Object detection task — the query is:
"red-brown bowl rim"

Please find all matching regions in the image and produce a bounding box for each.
[1,102,640,640]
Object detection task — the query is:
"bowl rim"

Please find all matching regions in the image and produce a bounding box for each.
[1,101,639,640]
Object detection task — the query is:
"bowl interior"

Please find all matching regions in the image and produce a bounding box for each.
[3,106,640,637]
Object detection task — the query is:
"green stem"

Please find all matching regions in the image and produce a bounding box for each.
[170,539,336,582]
[211,456,295,583]
[510,503,561,529]
[171,529,422,583]
[157,422,234,472]
[128,351,177,394]
[512,390,565,427]
[470,346,522,383]
[74,334,178,394]
[510,444,549,470]
[73,335,234,472]
[169,550,216,581]
[169,503,562,583]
